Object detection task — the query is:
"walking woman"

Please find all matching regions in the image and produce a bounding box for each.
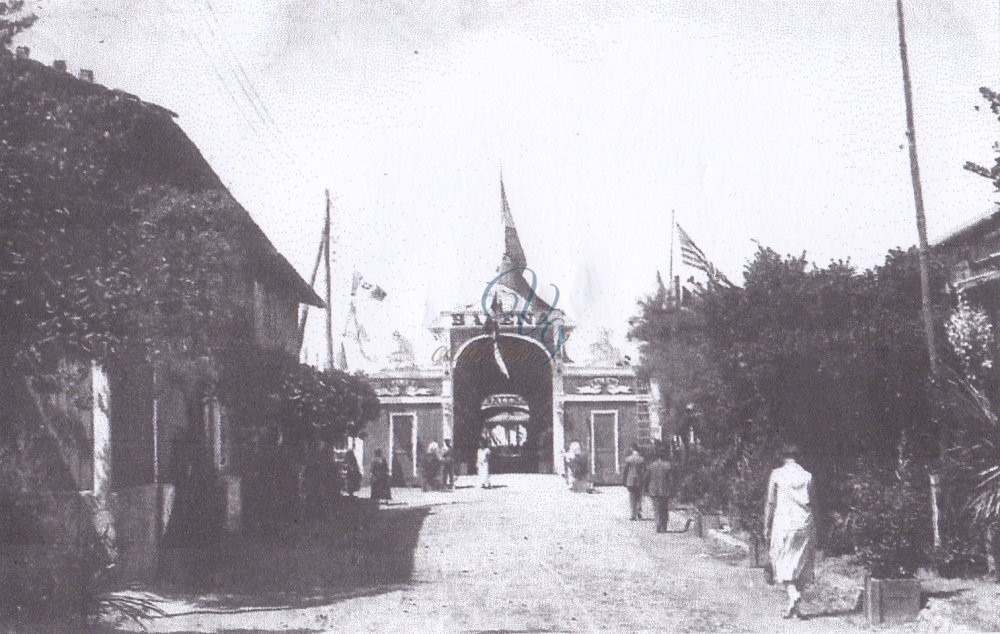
[764,443,816,619]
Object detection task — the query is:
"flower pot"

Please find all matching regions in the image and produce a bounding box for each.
[864,576,920,624]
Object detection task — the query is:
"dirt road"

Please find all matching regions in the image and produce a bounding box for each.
[111,474,865,632]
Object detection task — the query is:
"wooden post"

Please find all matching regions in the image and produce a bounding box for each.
[324,190,334,372]
[929,473,941,549]
[152,366,162,541]
[986,524,996,577]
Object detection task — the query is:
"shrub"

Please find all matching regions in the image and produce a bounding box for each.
[848,458,932,578]
[673,449,728,513]
[730,462,769,539]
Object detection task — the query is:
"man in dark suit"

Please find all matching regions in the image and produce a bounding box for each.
[622,444,646,520]
[645,451,674,533]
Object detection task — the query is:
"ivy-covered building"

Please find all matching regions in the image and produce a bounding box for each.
[0,51,357,602]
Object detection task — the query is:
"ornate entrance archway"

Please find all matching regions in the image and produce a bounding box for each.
[452,334,554,473]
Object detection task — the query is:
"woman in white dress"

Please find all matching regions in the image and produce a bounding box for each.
[476,438,491,489]
[564,441,581,489]
[764,444,816,619]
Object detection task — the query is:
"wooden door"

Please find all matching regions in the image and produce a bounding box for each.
[390,414,416,485]
[590,411,619,483]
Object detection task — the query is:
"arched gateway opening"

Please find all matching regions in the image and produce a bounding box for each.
[453,335,553,474]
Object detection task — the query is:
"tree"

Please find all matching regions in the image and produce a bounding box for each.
[629,245,951,551]
[965,87,1000,191]
[0,1,36,51]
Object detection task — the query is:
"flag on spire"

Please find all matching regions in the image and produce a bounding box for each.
[492,178,555,313]
[499,177,527,272]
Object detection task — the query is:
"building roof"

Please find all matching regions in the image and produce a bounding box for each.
[1,56,323,307]
[935,206,1000,248]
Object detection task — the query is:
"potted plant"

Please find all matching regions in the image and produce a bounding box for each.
[849,462,930,625]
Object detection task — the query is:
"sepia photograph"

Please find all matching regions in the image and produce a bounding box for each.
[3,1,1000,631]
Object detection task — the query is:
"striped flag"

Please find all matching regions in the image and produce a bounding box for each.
[677,224,734,288]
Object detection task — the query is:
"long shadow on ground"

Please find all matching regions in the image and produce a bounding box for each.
[152,500,432,613]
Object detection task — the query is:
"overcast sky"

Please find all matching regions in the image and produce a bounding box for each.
[16,0,1000,369]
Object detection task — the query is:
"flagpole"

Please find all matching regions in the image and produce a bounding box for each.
[324,189,334,372]
[896,0,942,554]
[297,210,328,347]
[895,0,937,376]
[668,210,675,301]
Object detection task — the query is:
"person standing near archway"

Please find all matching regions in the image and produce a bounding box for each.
[477,437,492,489]
[370,449,391,505]
[422,441,441,491]
[622,445,645,520]
[441,439,455,490]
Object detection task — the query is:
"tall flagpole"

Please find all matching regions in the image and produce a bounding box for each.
[896,0,938,376]
[324,189,334,372]
[896,0,942,552]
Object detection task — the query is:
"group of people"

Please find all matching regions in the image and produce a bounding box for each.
[369,440,458,505]
[621,444,676,533]
[369,437,495,503]
[621,441,816,620]
[420,439,456,491]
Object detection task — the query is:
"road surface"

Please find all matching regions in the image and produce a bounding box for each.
[111,474,865,632]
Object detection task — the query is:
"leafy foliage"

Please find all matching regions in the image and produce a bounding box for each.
[220,345,380,446]
[946,86,1000,545]
[0,58,381,439]
[0,1,35,50]
[630,246,951,558]
[965,87,1000,190]
[848,449,932,578]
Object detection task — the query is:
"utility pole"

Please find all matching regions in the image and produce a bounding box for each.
[324,189,334,372]
[896,0,942,551]
[896,0,938,376]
